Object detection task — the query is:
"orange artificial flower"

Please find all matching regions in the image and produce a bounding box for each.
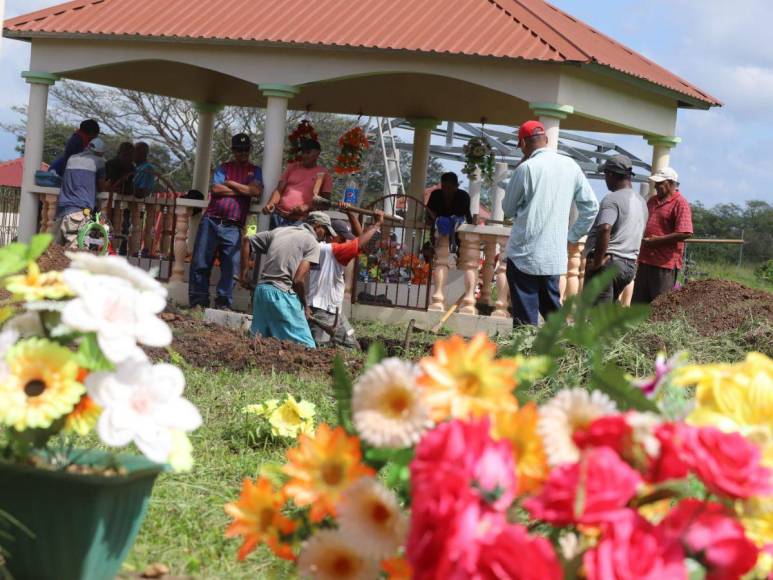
[418,333,519,422]
[282,424,374,523]
[382,556,412,580]
[224,477,297,561]
[64,393,102,436]
[492,402,549,495]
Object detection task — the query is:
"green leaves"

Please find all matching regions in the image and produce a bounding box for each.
[332,354,354,433]
[75,334,114,372]
[590,359,658,413]
[364,341,387,369]
[0,233,53,278]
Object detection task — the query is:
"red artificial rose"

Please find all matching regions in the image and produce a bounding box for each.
[644,422,690,483]
[573,414,633,457]
[583,511,687,580]
[477,524,563,580]
[524,447,642,526]
[677,425,773,499]
[659,499,758,580]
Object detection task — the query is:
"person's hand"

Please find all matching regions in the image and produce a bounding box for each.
[586,255,609,274]
[374,209,385,226]
[304,305,312,320]
[338,201,349,211]
[642,236,656,246]
[238,271,250,289]
[296,203,310,214]
[262,202,275,215]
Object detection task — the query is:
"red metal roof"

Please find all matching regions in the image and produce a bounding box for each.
[0,158,48,188]
[4,0,720,107]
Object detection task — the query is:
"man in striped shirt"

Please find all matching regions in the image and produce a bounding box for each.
[189,133,263,309]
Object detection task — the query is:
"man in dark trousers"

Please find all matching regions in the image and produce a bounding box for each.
[189,133,263,310]
[583,155,648,302]
[632,167,693,303]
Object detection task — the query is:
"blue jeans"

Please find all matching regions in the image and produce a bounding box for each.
[506,258,561,327]
[270,213,303,230]
[251,284,315,348]
[188,216,241,308]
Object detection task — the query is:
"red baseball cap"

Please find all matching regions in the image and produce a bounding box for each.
[517,120,546,144]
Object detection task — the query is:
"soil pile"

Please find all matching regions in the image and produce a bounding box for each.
[37,244,71,272]
[650,279,773,336]
[147,310,361,377]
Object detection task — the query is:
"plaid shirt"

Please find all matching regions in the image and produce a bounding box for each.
[638,190,693,270]
[204,161,262,226]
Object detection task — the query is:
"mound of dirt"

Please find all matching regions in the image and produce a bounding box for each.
[37,244,71,272]
[650,279,773,336]
[146,310,361,377]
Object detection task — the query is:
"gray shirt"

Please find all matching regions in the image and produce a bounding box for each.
[584,187,648,260]
[249,224,320,292]
[57,151,106,218]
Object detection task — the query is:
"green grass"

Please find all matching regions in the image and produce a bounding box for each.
[683,260,773,292]
[119,314,772,578]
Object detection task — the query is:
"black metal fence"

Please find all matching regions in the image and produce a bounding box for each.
[0,187,20,246]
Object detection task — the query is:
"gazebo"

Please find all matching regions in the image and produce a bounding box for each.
[4,0,720,326]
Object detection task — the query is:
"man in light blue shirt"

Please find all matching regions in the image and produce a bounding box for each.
[502,120,599,326]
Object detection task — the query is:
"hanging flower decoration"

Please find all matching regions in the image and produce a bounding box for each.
[462,136,495,186]
[287,119,318,162]
[334,126,370,175]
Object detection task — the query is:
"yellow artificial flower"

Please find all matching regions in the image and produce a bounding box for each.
[492,402,549,495]
[225,477,297,561]
[674,353,773,465]
[282,424,374,523]
[268,395,315,438]
[417,333,519,422]
[297,529,379,580]
[63,393,101,436]
[242,399,278,418]
[3,262,72,302]
[168,429,194,473]
[0,338,84,431]
[737,497,773,549]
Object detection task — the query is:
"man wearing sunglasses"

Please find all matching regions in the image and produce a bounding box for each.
[189,133,263,310]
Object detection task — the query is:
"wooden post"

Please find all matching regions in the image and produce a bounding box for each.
[491,235,510,318]
[129,201,143,255]
[428,232,450,311]
[143,199,158,257]
[479,236,497,306]
[171,206,190,282]
[457,230,480,315]
[42,193,57,233]
[160,204,174,257]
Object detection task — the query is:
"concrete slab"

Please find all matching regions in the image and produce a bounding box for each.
[203,308,252,333]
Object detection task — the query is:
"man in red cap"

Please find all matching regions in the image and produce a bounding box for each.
[502,120,599,326]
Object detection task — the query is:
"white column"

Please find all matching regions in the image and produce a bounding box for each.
[530,103,573,151]
[406,118,438,253]
[18,71,57,242]
[258,84,300,232]
[468,168,481,220]
[188,102,222,251]
[491,162,508,222]
[646,135,680,195]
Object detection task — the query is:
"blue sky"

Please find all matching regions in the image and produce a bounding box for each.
[1,0,772,207]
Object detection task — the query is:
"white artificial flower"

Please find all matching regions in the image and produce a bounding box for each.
[62,274,171,363]
[86,360,201,463]
[337,477,407,559]
[5,311,44,337]
[298,529,379,580]
[66,252,167,304]
[0,326,19,379]
[538,388,617,467]
[352,358,432,448]
[626,411,662,458]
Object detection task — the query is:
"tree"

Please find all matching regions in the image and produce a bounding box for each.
[690,200,772,264]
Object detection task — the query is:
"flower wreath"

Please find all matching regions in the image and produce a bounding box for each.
[334,126,369,175]
[287,119,318,162]
[462,136,496,186]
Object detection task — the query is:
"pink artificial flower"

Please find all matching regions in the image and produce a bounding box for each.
[644,422,689,483]
[477,524,563,580]
[524,447,642,526]
[677,425,773,499]
[633,353,685,397]
[660,499,758,580]
[573,414,633,457]
[407,419,516,579]
[583,511,687,580]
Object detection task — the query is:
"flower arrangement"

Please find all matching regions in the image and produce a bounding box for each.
[0,234,201,471]
[287,119,318,162]
[334,126,370,174]
[224,319,773,578]
[462,136,496,186]
[358,241,430,285]
[243,395,316,439]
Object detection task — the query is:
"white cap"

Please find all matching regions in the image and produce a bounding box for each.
[649,167,678,183]
[87,138,106,155]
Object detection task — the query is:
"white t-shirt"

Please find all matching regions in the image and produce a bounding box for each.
[308,239,359,313]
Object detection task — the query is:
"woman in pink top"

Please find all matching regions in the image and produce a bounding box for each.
[262,139,333,229]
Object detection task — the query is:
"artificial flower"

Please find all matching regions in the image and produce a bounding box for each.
[268,395,315,438]
[225,477,297,561]
[0,338,84,431]
[660,499,758,580]
[633,351,687,397]
[407,419,515,577]
[381,557,412,580]
[644,422,690,483]
[62,272,171,364]
[676,425,772,499]
[282,424,374,523]
[417,333,518,422]
[477,524,563,580]
[0,326,19,379]
[574,412,662,473]
[297,529,379,580]
[737,497,773,548]
[3,262,72,302]
[492,402,549,494]
[583,511,686,580]
[86,360,202,463]
[4,311,44,338]
[65,251,168,303]
[168,429,194,473]
[337,477,407,559]
[525,447,643,526]
[242,399,278,417]
[538,388,617,467]
[63,393,101,435]
[352,358,432,449]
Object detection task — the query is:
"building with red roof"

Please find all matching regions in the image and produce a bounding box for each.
[0,158,48,189]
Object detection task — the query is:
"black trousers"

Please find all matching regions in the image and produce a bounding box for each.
[584,254,637,303]
[632,263,678,304]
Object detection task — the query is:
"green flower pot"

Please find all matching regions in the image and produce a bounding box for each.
[0,451,163,580]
